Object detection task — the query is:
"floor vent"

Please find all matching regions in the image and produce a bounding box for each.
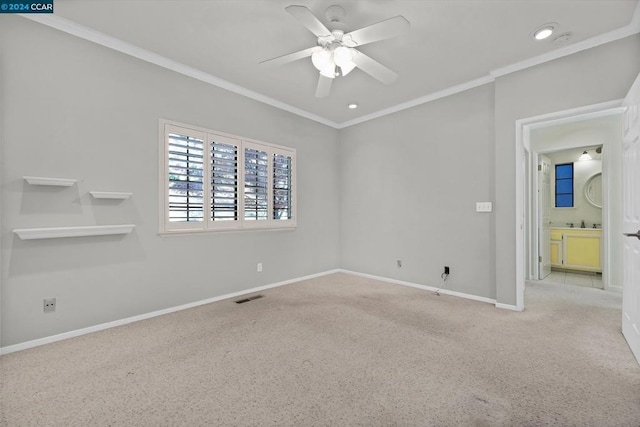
[235,295,264,304]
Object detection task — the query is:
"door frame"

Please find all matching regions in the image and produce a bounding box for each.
[515,99,625,309]
[537,154,552,280]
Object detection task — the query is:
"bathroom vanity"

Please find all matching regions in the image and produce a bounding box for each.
[550,227,602,273]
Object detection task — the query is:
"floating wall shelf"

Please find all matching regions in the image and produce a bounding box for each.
[23,176,77,187]
[14,224,136,240]
[89,191,132,200]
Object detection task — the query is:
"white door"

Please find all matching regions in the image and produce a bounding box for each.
[622,72,640,364]
[538,154,552,279]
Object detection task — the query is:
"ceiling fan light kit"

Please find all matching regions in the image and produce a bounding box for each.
[311,49,335,75]
[260,4,410,97]
[340,59,357,76]
[311,42,357,78]
[333,46,353,67]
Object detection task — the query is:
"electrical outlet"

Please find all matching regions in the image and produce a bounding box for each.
[444,266,450,275]
[43,298,56,313]
[257,263,263,272]
[397,260,402,268]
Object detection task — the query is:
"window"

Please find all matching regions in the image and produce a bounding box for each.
[243,144,269,223]
[555,163,574,208]
[167,130,205,224]
[161,120,296,233]
[273,152,293,220]
[211,138,240,222]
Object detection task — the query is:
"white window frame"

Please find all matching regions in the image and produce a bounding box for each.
[159,119,296,234]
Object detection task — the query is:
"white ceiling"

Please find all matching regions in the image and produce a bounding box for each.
[28,0,640,128]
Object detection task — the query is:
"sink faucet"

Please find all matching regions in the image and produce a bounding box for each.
[581,220,586,228]
[566,223,574,228]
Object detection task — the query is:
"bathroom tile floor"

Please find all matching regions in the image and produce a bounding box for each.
[541,270,603,289]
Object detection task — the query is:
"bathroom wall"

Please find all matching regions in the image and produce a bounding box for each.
[546,148,602,229]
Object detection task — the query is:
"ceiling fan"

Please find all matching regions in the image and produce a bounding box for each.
[260,5,410,97]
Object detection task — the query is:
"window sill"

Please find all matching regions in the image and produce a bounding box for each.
[158,225,297,237]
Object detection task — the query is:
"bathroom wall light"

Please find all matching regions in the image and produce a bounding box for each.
[579,150,592,161]
[348,103,358,109]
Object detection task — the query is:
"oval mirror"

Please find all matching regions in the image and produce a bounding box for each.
[584,172,602,209]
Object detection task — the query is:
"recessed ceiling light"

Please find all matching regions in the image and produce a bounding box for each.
[348,103,358,109]
[532,23,557,41]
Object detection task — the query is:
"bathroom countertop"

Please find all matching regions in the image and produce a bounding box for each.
[550,227,602,230]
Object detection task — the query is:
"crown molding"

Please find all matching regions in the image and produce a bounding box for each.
[336,75,495,129]
[20,14,340,129]
[21,1,640,130]
[490,16,640,79]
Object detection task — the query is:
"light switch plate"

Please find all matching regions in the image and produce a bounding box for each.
[476,202,493,212]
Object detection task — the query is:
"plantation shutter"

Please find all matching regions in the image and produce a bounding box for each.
[273,152,293,221]
[210,135,240,225]
[161,120,296,233]
[167,130,205,225]
[244,146,269,222]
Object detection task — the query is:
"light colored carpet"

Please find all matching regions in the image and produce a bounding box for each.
[1,273,639,426]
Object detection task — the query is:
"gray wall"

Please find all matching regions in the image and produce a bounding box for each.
[2,18,639,348]
[339,35,640,306]
[0,18,340,346]
[494,34,640,305]
[339,85,496,298]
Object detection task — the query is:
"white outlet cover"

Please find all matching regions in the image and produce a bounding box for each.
[476,202,493,212]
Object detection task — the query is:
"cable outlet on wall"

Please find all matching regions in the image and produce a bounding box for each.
[257,263,263,272]
[43,298,56,313]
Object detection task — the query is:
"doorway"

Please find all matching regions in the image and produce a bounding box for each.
[515,100,626,310]
[534,145,605,288]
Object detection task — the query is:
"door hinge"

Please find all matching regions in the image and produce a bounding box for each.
[539,256,542,262]
[538,164,542,171]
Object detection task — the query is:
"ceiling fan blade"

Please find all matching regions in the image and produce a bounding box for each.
[343,16,410,47]
[260,46,322,67]
[285,5,333,38]
[315,74,333,98]
[351,51,398,85]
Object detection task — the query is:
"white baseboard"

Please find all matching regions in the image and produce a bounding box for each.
[0,269,341,355]
[1,268,519,355]
[495,303,523,311]
[338,269,498,305]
